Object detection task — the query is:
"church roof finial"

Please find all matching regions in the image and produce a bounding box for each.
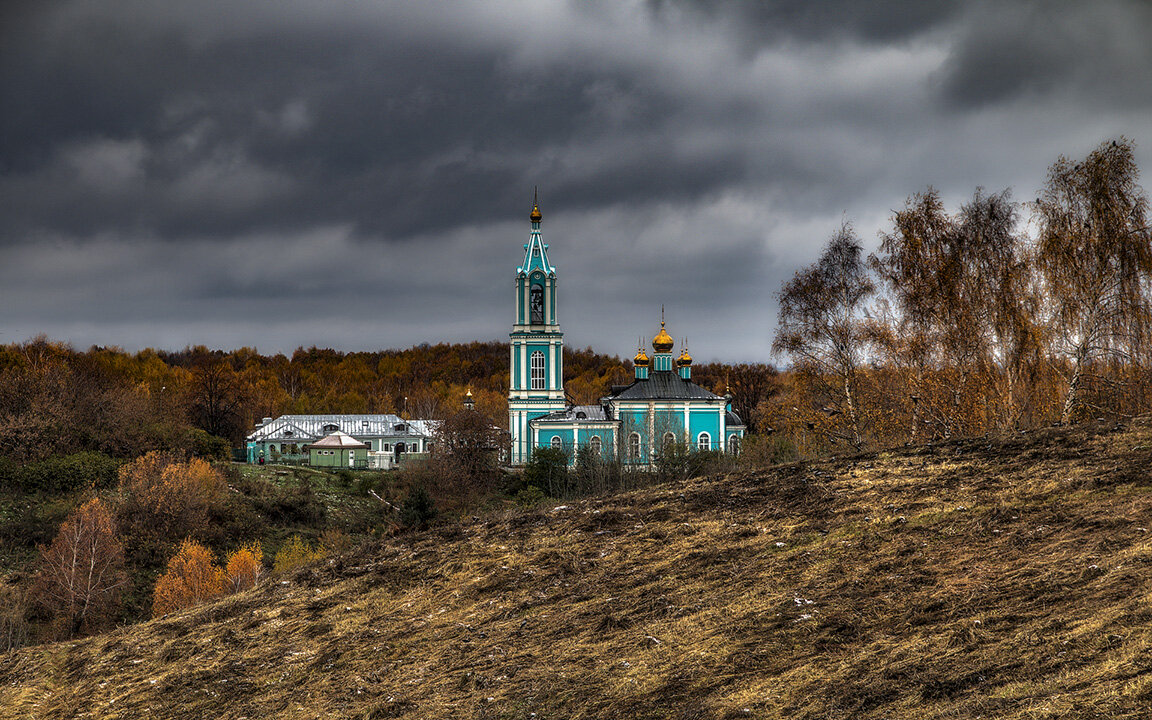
[652,305,674,353]
[530,186,542,224]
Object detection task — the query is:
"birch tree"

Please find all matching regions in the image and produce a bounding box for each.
[33,497,127,637]
[1034,137,1152,424]
[774,222,874,449]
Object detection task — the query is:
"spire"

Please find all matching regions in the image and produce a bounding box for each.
[530,186,542,224]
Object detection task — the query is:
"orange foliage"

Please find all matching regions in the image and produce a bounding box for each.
[33,497,126,637]
[118,452,226,537]
[224,543,264,593]
[152,539,225,618]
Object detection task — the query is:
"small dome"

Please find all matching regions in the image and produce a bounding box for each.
[652,320,674,353]
[530,202,542,223]
[634,347,650,366]
[677,347,693,366]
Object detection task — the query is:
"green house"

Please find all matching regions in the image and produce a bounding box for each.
[306,431,369,469]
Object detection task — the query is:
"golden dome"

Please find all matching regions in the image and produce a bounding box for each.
[634,347,650,366]
[652,320,674,353]
[677,346,692,366]
[530,187,542,223]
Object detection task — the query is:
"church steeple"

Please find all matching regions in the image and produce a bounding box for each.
[530,186,542,225]
[509,191,566,464]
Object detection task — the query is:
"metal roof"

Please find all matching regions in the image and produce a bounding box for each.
[606,372,723,402]
[247,414,431,442]
[306,431,369,449]
[534,404,612,423]
[726,410,746,428]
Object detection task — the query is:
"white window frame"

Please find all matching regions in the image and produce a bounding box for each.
[589,435,602,455]
[629,432,641,459]
[697,432,711,451]
[729,434,739,455]
[550,435,562,450]
[531,351,546,390]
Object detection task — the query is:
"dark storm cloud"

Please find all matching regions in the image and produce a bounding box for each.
[937,0,1152,110]
[2,0,1152,359]
[650,0,962,44]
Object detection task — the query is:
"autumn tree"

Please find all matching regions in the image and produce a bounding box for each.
[774,222,874,448]
[871,187,1034,439]
[152,539,225,617]
[1034,137,1152,423]
[224,543,263,593]
[33,497,127,637]
[428,408,503,510]
[186,360,247,443]
[118,452,226,539]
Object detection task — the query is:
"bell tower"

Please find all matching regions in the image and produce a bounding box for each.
[509,191,566,464]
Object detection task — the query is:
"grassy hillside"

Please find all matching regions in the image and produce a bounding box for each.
[3,420,1152,719]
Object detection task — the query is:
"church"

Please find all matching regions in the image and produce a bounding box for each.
[508,198,745,465]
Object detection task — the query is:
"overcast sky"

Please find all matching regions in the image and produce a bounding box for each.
[3,0,1152,364]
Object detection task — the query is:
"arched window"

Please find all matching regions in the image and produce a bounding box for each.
[530,285,544,324]
[531,351,546,390]
[729,434,740,455]
[589,435,601,456]
[550,435,562,450]
[697,432,711,451]
[662,432,677,451]
[629,432,641,459]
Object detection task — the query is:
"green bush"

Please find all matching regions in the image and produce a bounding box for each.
[13,452,121,493]
[524,447,569,496]
[400,486,437,530]
[184,429,232,460]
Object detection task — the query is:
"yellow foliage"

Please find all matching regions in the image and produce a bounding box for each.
[152,539,225,618]
[272,536,325,575]
[224,543,264,593]
[119,452,226,537]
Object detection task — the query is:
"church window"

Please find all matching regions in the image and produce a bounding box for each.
[530,285,544,324]
[576,411,586,419]
[550,435,562,450]
[629,433,641,459]
[530,351,546,389]
[729,434,739,455]
[662,432,677,451]
[697,432,711,451]
[589,435,602,455]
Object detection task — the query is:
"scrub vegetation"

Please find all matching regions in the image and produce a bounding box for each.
[3,419,1151,718]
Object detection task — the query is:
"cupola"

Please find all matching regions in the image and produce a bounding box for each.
[634,341,650,380]
[652,320,674,353]
[676,341,693,379]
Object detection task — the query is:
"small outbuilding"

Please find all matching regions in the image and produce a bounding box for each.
[306,431,369,469]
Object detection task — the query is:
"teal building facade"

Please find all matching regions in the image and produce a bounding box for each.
[509,200,745,465]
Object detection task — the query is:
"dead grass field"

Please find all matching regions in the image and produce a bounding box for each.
[3,419,1152,719]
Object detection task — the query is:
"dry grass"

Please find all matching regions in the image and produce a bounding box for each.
[3,419,1152,719]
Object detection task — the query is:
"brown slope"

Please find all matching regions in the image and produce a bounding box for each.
[3,420,1152,719]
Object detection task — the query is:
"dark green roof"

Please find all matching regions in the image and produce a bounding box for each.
[607,371,722,401]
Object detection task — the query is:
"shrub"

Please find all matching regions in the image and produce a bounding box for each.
[118,452,227,539]
[319,528,353,555]
[524,447,569,496]
[400,486,437,530]
[152,539,225,618]
[184,428,232,460]
[13,452,121,493]
[0,583,30,651]
[272,535,325,574]
[223,543,263,593]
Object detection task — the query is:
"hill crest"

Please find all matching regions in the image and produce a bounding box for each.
[3,420,1152,719]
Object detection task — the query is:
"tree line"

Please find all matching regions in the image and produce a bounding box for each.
[771,138,1152,453]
